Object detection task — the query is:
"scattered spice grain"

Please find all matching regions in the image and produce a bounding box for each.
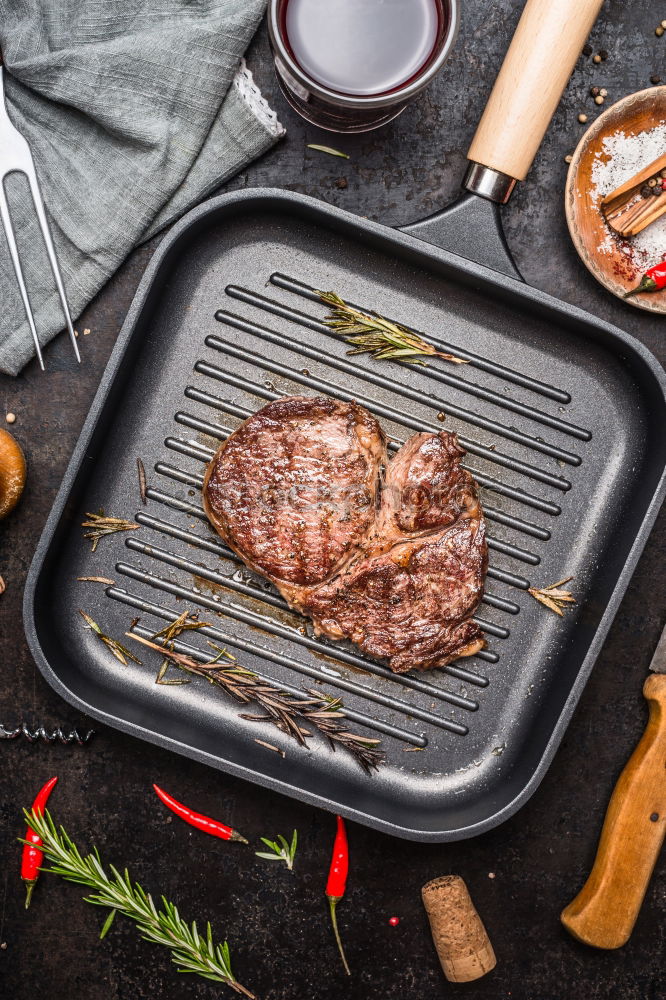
[5,413,15,424]
[578,113,588,123]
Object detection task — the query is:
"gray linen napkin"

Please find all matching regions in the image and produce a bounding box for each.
[0,1,284,375]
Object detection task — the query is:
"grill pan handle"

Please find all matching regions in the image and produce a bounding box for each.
[400,0,604,277]
[465,0,605,203]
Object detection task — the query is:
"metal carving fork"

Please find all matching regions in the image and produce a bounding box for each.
[0,66,79,369]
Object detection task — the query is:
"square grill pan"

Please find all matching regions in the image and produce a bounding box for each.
[24,189,666,841]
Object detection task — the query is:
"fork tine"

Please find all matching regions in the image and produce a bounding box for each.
[0,181,45,370]
[26,171,80,363]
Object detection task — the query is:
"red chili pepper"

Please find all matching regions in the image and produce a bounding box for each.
[21,775,58,908]
[325,814,351,976]
[152,784,247,843]
[624,261,666,298]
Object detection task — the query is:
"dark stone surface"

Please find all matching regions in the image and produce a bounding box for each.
[1,4,665,998]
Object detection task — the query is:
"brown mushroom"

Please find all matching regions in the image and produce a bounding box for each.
[0,428,26,519]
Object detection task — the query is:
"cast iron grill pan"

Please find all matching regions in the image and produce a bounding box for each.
[24,190,666,840]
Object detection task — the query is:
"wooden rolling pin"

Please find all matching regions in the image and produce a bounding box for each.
[561,629,666,949]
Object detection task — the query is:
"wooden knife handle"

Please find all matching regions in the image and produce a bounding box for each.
[467,0,605,181]
[560,673,666,949]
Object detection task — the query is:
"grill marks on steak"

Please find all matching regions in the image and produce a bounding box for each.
[202,396,384,602]
[203,397,487,674]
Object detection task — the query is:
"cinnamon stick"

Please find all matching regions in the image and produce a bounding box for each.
[608,192,666,237]
[600,152,666,213]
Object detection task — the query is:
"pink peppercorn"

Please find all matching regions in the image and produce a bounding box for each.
[388,916,400,926]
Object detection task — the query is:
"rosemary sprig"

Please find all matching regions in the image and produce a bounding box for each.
[82,511,138,552]
[153,610,213,645]
[528,576,576,617]
[127,632,384,773]
[316,290,467,366]
[80,610,142,666]
[20,808,255,997]
[255,830,298,871]
[152,611,212,684]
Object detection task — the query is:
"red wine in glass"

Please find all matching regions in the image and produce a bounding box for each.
[269,0,458,132]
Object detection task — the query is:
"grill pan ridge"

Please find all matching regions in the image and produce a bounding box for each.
[24,188,666,841]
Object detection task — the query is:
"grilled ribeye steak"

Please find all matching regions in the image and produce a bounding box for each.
[203,397,487,673]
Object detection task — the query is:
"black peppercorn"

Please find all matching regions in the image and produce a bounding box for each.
[651,74,662,84]
[590,86,600,97]
[599,49,608,60]
[641,185,653,198]
[335,177,348,190]
[582,43,592,56]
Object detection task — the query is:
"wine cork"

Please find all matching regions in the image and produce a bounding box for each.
[421,875,496,983]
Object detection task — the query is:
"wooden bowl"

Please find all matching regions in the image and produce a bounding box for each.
[565,86,666,313]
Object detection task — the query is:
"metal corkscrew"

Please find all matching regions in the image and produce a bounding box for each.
[0,723,95,744]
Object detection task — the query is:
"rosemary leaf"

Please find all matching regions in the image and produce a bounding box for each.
[152,610,212,645]
[20,809,255,997]
[316,290,467,366]
[528,576,575,616]
[80,610,142,666]
[81,512,139,552]
[99,909,117,939]
[254,739,285,757]
[137,457,147,505]
[307,144,349,159]
[127,632,384,772]
[77,576,116,585]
